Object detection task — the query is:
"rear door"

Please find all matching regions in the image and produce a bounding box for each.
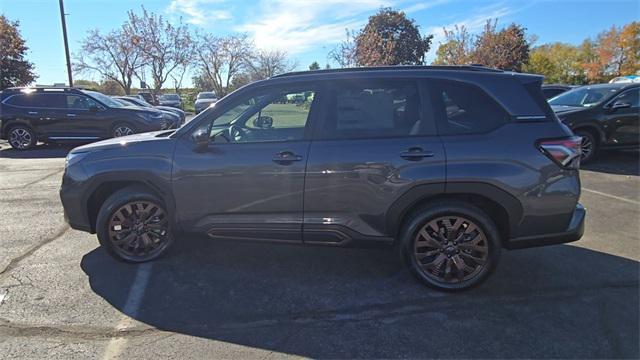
[303,78,445,244]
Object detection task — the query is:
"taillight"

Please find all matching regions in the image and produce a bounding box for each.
[538,136,582,169]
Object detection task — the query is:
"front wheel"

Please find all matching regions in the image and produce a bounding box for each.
[575,129,597,163]
[112,123,136,138]
[96,187,174,262]
[398,201,501,291]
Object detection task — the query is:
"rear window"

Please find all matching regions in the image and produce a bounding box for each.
[4,93,66,108]
[429,80,509,135]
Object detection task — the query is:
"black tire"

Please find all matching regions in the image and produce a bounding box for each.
[96,186,174,263]
[575,129,597,163]
[112,123,137,138]
[7,124,37,150]
[398,200,501,291]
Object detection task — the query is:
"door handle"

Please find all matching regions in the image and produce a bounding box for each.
[272,151,303,164]
[400,148,435,160]
[28,111,38,115]
[66,113,76,117]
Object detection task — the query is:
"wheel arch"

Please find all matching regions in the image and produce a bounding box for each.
[572,123,604,145]
[386,182,521,248]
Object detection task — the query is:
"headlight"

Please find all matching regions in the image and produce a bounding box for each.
[65,152,89,168]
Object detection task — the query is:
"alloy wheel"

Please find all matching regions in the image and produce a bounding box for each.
[9,128,33,149]
[113,125,134,137]
[580,135,593,160]
[107,201,170,261]
[413,216,489,284]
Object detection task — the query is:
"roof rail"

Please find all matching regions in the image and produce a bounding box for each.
[272,64,503,78]
[3,86,82,91]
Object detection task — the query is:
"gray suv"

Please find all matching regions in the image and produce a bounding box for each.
[60,66,585,291]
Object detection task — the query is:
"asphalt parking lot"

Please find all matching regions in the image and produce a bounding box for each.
[0,140,638,359]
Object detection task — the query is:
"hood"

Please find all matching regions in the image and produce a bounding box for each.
[119,105,163,116]
[550,105,589,115]
[72,130,175,153]
[156,105,184,114]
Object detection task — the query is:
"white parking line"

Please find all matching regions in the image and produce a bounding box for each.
[582,187,640,206]
[102,263,153,360]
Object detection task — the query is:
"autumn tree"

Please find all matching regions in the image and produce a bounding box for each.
[125,6,193,94]
[0,15,36,89]
[524,43,587,84]
[74,28,145,95]
[355,8,433,66]
[328,29,358,68]
[194,33,253,96]
[433,25,473,65]
[309,61,320,70]
[471,20,530,71]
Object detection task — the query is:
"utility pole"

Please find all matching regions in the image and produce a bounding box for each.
[59,0,73,87]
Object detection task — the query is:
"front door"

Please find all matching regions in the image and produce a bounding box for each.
[604,88,639,146]
[172,84,322,243]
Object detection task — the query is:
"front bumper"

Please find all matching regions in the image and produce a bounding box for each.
[506,203,585,249]
[60,168,93,233]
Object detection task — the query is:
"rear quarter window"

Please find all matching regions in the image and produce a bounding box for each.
[429,80,510,135]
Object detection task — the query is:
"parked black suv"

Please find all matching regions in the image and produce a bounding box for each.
[60,66,585,290]
[549,83,639,162]
[0,87,176,150]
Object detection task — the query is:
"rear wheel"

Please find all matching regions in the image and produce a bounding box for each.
[398,201,501,291]
[8,125,36,150]
[96,187,173,262]
[575,129,597,163]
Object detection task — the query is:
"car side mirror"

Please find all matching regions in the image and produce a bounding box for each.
[609,101,632,111]
[253,116,273,129]
[191,128,210,152]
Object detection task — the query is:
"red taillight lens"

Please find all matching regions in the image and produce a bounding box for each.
[538,136,582,169]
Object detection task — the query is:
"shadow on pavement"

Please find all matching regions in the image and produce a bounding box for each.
[0,143,73,159]
[582,150,639,176]
[81,236,640,358]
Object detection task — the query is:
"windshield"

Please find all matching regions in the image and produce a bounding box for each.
[549,86,620,107]
[198,92,216,99]
[82,90,123,108]
[161,94,180,100]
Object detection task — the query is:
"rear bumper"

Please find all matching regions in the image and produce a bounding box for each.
[506,203,585,249]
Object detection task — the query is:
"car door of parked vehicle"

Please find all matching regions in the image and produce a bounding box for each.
[603,88,639,146]
[63,94,106,139]
[27,92,72,138]
[172,84,322,243]
[303,78,446,244]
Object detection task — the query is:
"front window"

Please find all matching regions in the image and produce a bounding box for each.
[205,87,316,143]
[66,95,100,110]
[82,90,123,108]
[549,86,620,107]
[198,92,217,99]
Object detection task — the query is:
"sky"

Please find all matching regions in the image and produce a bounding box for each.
[1,0,638,87]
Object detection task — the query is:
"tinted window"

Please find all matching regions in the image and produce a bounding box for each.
[207,87,316,143]
[5,94,34,107]
[613,88,639,107]
[33,93,66,108]
[430,80,509,135]
[66,95,100,110]
[320,81,426,139]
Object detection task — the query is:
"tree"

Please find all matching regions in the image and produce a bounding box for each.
[194,33,253,97]
[433,25,473,65]
[0,15,36,89]
[74,28,145,94]
[328,29,358,68]
[247,49,297,80]
[618,22,640,75]
[354,8,433,66]
[73,79,100,90]
[125,6,193,94]
[309,61,320,70]
[471,20,530,71]
[524,43,587,84]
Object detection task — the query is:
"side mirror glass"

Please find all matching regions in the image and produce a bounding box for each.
[610,101,632,110]
[253,116,273,129]
[191,128,210,151]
